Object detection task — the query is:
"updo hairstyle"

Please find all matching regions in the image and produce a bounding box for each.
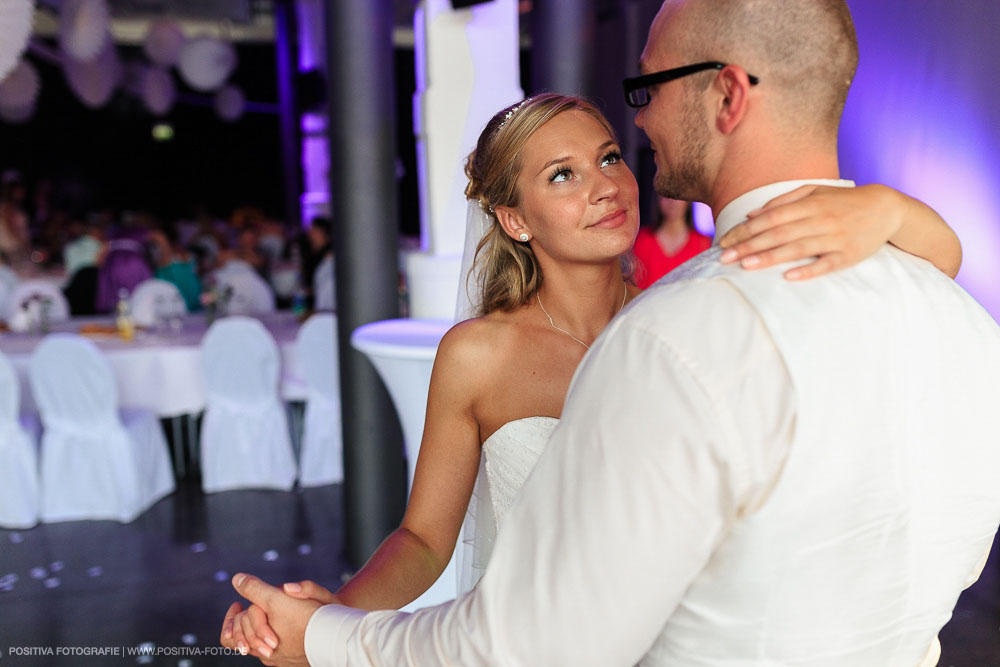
[464,93,624,316]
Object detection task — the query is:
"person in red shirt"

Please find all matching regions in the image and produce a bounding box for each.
[633,195,712,288]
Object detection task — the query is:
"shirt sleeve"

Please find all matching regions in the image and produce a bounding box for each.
[305,279,794,666]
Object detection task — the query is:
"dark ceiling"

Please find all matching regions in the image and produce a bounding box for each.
[103,0,419,28]
[106,0,265,22]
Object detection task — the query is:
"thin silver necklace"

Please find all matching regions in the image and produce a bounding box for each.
[536,283,627,350]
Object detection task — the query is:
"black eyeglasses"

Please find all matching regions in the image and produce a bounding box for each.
[622,61,760,108]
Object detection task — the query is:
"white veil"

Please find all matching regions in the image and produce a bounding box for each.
[454,199,498,594]
[454,199,490,322]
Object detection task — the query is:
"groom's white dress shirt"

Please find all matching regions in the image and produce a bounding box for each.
[305,180,1000,666]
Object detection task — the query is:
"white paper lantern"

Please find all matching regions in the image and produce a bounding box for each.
[214,84,245,122]
[144,19,186,67]
[0,100,35,124]
[0,60,40,110]
[60,0,110,62]
[177,37,236,92]
[142,67,175,116]
[64,38,121,108]
[0,0,34,83]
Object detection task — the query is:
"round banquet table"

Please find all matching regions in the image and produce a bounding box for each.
[0,312,309,418]
[350,317,453,612]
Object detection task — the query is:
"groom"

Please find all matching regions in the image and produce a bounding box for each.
[223,1,1000,664]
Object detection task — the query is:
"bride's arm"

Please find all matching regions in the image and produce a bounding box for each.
[225,323,486,658]
[330,324,484,609]
[717,184,962,279]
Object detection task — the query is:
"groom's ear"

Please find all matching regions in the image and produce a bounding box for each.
[495,206,531,241]
[713,65,753,136]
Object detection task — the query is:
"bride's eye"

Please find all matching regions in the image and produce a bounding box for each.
[600,150,623,167]
[549,166,573,183]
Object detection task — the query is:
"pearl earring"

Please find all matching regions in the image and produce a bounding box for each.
[519,233,530,242]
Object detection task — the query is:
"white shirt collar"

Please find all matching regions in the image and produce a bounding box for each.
[712,179,856,244]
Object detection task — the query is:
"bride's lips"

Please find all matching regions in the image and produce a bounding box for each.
[591,208,628,229]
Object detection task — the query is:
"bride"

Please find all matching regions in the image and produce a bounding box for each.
[222,94,961,655]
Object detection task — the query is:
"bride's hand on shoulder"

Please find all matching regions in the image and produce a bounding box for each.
[718,184,962,280]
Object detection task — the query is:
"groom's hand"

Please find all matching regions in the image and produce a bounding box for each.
[223,580,341,661]
[221,573,321,667]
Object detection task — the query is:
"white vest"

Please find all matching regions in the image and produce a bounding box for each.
[645,225,1000,665]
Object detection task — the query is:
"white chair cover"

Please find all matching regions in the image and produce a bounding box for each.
[5,280,70,330]
[199,317,296,492]
[295,314,342,487]
[216,270,275,315]
[29,334,175,522]
[313,254,335,311]
[0,350,39,528]
[213,258,255,278]
[258,234,284,263]
[129,278,187,327]
[270,264,299,300]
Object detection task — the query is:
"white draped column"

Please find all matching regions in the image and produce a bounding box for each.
[405,0,523,320]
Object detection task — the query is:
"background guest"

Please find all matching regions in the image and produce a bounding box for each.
[300,216,333,310]
[0,171,31,271]
[149,223,202,312]
[63,214,105,279]
[632,194,712,288]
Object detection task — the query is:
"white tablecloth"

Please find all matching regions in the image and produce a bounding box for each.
[0,312,308,418]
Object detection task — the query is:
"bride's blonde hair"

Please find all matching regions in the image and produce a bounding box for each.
[464,94,633,316]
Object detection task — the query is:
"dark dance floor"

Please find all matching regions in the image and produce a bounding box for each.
[1,478,999,666]
[0,479,351,666]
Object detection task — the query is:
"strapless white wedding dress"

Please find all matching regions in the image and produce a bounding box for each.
[457,416,559,592]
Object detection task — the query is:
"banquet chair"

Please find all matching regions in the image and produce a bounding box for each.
[129,278,187,328]
[199,317,296,492]
[295,313,343,487]
[215,270,276,315]
[29,334,175,523]
[270,264,300,302]
[95,239,153,312]
[4,280,70,330]
[214,258,257,278]
[0,350,39,528]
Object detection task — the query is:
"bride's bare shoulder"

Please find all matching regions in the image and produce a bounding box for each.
[435,311,521,372]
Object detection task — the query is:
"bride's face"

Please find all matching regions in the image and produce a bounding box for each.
[499,110,639,267]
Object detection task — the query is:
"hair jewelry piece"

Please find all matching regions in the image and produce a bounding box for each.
[518,233,530,242]
[497,97,533,132]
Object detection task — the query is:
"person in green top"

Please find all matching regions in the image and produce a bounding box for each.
[149,223,202,312]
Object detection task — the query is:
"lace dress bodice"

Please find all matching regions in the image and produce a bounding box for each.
[483,416,559,530]
[458,416,559,592]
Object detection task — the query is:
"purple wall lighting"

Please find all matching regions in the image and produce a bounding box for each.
[840,0,1000,320]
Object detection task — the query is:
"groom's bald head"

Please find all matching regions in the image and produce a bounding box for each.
[653,0,858,140]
